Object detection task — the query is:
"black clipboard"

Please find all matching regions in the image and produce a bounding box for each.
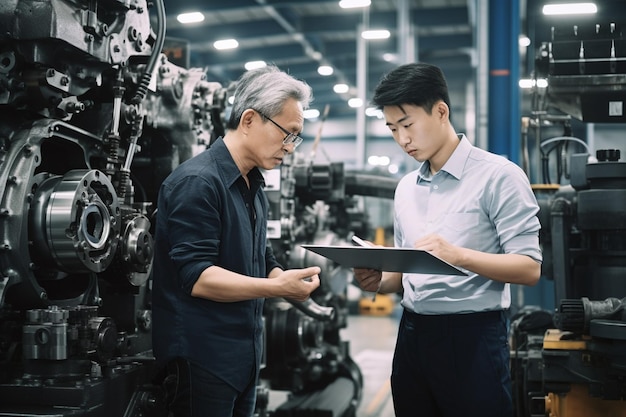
[301,245,468,276]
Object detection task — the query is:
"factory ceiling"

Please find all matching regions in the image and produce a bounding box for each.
[159,0,474,121]
[159,0,626,125]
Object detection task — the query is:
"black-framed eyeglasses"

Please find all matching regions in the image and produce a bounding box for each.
[255,110,304,148]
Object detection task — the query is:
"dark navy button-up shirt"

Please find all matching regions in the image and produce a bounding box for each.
[151,137,282,391]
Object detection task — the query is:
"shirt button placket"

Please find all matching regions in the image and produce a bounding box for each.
[426,181,439,233]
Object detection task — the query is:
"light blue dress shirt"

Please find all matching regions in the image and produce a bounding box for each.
[394,135,542,314]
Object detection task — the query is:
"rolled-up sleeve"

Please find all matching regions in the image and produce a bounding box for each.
[489,163,543,263]
[164,175,220,294]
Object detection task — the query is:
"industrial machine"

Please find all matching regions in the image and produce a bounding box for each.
[511,18,626,417]
[0,1,376,416]
[13,1,626,417]
[0,0,224,415]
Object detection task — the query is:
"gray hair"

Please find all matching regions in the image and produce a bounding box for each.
[226,65,313,130]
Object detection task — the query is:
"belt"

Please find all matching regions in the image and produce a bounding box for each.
[402,308,506,328]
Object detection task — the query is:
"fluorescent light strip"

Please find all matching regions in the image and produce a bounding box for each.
[339,0,371,9]
[348,98,363,108]
[177,12,205,24]
[213,39,239,50]
[333,83,349,94]
[361,30,391,40]
[542,2,597,15]
[519,78,548,89]
[303,109,320,119]
[318,65,334,76]
[245,61,267,70]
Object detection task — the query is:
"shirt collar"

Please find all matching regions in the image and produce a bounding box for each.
[417,134,469,181]
[211,137,266,189]
[440,134,470,180]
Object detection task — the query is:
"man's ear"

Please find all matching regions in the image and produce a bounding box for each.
[240,109,256,134]
[436,101,450,122]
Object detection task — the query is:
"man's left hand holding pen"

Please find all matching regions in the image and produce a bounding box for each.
[351,235,382,301]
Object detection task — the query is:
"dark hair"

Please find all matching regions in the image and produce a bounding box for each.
[226,65,312,130]
[371,62,451,115]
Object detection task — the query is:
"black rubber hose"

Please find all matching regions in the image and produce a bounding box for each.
[132,0,166,104]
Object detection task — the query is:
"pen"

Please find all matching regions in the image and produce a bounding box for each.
[351,235,369,248]
[351,235,380,302]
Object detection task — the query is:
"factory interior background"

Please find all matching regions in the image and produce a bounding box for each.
[0,0,625,416]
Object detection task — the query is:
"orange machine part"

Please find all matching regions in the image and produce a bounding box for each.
[545,384,626,417]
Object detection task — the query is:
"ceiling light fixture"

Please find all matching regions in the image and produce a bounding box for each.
[176,12,205,24]
[317,65,334,76]
[519,35,531,47]
[303,109,320,119]
[368,155,390,167]
[244,61,267,70]
[542,2,597,15]
[339,0,371,9]
[365,107,383,118]
[213,39,239,50]
[348,98,363,108]
[519,78,549,89]
[361,30,391,40]
[333,83,349,94]
[382,53,397,62]
[519,79,534,89]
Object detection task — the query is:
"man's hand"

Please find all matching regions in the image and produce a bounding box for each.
[274,266,321,301]
[413,234,541,285]
[353,268,382,293]
[413,233,462,265]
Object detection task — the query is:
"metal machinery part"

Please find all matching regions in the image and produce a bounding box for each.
[0,0,226,415]
[29,169,121,275]
[260,152,398,416]
[0,1,390,416]
[511,19,626,417]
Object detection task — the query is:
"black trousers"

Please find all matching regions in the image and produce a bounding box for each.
[159,357,257,417]
[391,309,513,417]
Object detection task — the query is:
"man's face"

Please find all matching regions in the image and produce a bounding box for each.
[382,103,445,163]
[253,98,304,170]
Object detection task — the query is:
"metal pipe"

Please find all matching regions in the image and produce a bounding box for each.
[287,298,335,322]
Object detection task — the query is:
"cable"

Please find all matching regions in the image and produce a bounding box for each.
[131,0,166,104]
[539,136,591,184]
[540,136,591,154]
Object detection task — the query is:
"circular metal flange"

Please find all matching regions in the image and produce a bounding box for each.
[41,169,121,273]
